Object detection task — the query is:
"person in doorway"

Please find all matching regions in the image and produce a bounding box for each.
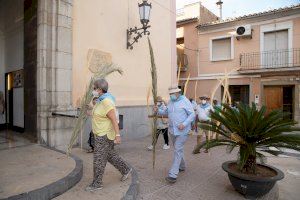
[85,79,131,192]
[155,86,195,183]
[148,96,170,150]
[196,94,213,153]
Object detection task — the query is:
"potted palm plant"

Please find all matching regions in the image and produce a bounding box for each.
[193,103,300,199]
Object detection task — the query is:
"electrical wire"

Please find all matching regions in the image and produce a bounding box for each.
[177,44,199,52]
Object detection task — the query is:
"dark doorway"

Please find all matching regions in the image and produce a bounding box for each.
[5,73,13,129]
[221,85,250,105]
[283,86,293,119]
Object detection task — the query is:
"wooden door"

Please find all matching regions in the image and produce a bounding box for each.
[264,86,283,114]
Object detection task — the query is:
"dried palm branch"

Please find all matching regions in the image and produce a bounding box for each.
[67,50,123,155]
[148,37,158,169]
[146,85,151,115]
[194,81,198,100]
[184,73,190,96]
[177,61,182,85]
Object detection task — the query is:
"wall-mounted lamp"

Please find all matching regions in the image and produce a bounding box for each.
[127,0,152,50]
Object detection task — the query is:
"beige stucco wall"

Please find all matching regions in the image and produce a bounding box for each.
[72,0,176,107]
[197,18,300,76]
[178,21,199,79]
[180,17,300,103]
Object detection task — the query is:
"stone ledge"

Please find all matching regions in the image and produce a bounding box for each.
[0,146,83,200]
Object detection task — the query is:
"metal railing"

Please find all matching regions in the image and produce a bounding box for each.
[240,48,300,70]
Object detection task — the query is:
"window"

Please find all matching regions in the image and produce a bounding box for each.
[221,85,249,105]
[263,30,288,68]
[211,37,232,61]
[264,30,288,51]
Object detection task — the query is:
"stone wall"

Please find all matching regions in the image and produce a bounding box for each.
[37,0,74,150]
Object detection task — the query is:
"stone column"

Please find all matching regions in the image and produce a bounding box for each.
[37,0,75,150]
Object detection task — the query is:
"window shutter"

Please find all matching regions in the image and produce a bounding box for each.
[212,38,231,61]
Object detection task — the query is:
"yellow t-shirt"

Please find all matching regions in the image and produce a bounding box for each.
[92,98,116,140]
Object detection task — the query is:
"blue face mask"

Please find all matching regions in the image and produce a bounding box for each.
[170,94,178,101]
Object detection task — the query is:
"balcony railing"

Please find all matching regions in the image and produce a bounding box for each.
[240,48,300,71]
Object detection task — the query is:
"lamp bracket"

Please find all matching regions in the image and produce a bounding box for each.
[127,25,151,50]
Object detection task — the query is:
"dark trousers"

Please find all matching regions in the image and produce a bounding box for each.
[88,131,95,150]
[93,135,130,187]
[154,128,169,145]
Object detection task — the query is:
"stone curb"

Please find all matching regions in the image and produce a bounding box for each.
[0,145,83,200]
[121,165,139,200]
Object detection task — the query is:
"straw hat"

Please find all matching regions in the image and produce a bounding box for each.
[168,86,181,94]
[199,94,209,100]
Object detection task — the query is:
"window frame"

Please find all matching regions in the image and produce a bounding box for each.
[209,35,234,62]
[260,21,293,67]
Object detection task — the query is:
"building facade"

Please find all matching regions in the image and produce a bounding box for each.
[180,4,300,122]
[176,2,217,94]
[0,0,177,150]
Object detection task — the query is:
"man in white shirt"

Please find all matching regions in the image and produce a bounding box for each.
[196,94,213,153]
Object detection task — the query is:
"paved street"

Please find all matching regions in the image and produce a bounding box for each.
[1,131,299,200]
[119,135,300,200]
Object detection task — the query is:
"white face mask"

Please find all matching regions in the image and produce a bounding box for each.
[92,90,99,97]
[201,100,207,104]
[157,102,162,106]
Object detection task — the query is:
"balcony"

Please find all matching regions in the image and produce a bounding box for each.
[177,53,188,72]
[239,48,300,74]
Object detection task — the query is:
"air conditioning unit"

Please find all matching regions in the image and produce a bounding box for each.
[235,25,252,38]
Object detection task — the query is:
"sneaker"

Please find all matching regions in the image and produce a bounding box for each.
[165,176,177,183]
[86,149,94,153]
[147,145,153,150]
[121,168,132,182]
[85,184,103,192]
[163,144,170,150]
[179,168,185,172]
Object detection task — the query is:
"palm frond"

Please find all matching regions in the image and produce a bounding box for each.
[193,139,236,154]
[148,37,158,169]
[194,102,300,173]
[67,52,123,155]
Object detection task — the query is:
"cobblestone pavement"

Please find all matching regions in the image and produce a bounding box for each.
[118,135,300,200]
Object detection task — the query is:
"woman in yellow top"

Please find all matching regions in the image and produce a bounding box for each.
[85,79,131,192]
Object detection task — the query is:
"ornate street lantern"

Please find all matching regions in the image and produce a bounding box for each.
[127,0,152,50]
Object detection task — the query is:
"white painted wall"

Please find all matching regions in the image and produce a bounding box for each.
[13,87,24,128]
